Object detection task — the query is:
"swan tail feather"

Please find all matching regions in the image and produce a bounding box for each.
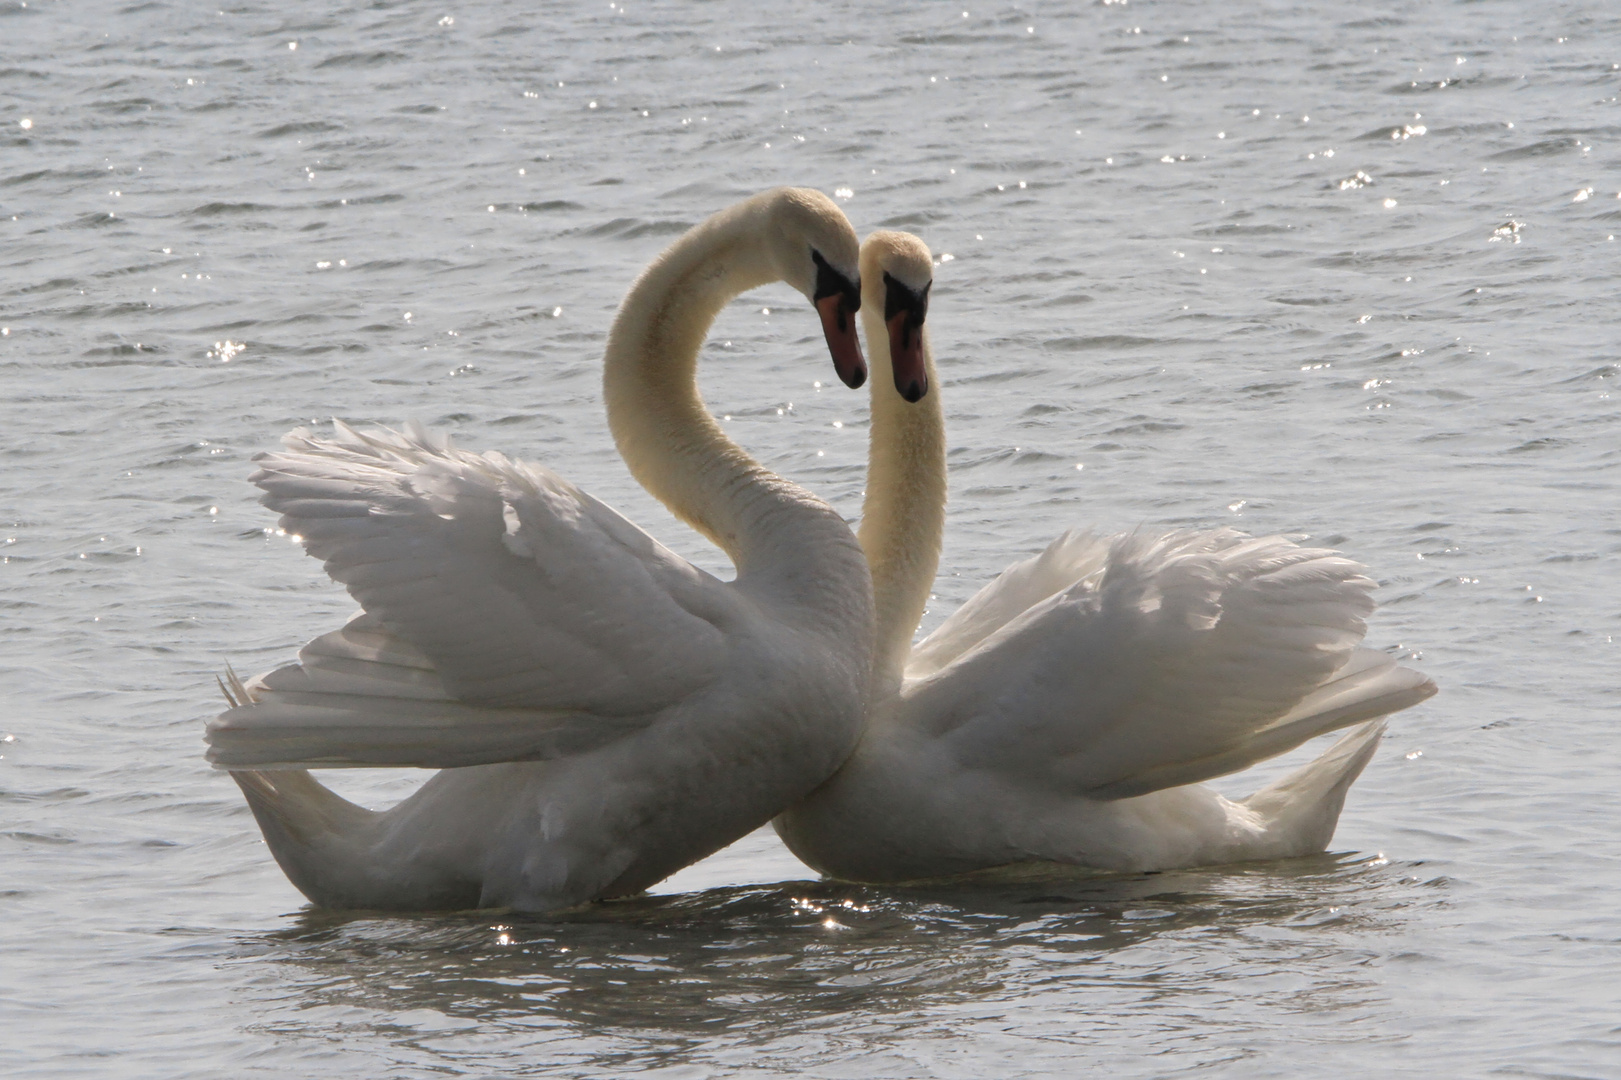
[230,770,479,910]
[1240,719,1387,856]
[231,768,376,848]
[229,769,388,907]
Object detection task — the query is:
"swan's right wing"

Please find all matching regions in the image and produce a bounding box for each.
[898,530,1434,799]
[206,422,741,768]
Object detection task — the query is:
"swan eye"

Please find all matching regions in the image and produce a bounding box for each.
[811,249,861,312]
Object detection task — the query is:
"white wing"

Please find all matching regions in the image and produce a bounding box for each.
[897,529,1435,799]
[907,530,1113,678]
[207,614,651,768]
[206,422,740,768]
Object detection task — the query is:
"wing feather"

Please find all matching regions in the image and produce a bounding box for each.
[250,422,732,716]
[208,422,744,770]
[907,530,1112,679]
[900,529,1434,798]
[207,614,646,769]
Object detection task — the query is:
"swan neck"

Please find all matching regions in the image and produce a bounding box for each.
[602,198,856,591]
[858,309,946,688]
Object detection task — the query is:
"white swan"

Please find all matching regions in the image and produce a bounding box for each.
[773,230,1438,881]
[206,188,876,912]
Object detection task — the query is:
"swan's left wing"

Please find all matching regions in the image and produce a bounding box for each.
[898,530,1434,799]
[207,422,740,768]
[207,615,654,768]
[907,530,1112,678]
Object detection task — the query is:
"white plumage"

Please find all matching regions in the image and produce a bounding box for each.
[902,529,1417,800]
[774,231,1436,881]
[211,422,733,769]
[208,189,876,912]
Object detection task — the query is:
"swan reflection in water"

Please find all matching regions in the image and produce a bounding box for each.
[237,852,1438,1070]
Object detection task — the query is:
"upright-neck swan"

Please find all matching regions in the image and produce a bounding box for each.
[207,188,875,913]
[774,231,1437,881]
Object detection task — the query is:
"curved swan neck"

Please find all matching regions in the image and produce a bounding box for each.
[858,304,946,688]
[602,193,858,596]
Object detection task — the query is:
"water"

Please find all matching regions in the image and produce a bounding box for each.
[3,0,1619,1075]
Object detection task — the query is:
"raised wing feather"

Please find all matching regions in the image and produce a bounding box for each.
[251,422,733,717]
[898,529,1434,799]
[207,615,648,768]
[907,530,1112,678]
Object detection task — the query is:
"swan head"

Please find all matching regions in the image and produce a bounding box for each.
[762,188,866,390]
[859,230,933,403]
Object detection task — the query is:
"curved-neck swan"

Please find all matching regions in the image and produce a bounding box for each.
[207,189,875,912]
[774,230,1437,881]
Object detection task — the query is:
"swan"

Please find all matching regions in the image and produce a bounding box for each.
[206,188,876,913]
[773,230,1438,881]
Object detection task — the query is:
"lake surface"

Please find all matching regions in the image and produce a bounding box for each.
[3,0,1619,1075]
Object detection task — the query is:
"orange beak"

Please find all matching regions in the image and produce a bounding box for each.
[887,311,928,402]
[817,293,866,389]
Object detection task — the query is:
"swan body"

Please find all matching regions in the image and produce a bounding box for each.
[774,231,1436,881]
[208,188,875,912]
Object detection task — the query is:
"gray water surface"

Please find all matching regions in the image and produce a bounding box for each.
[2,1,1618,1076]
